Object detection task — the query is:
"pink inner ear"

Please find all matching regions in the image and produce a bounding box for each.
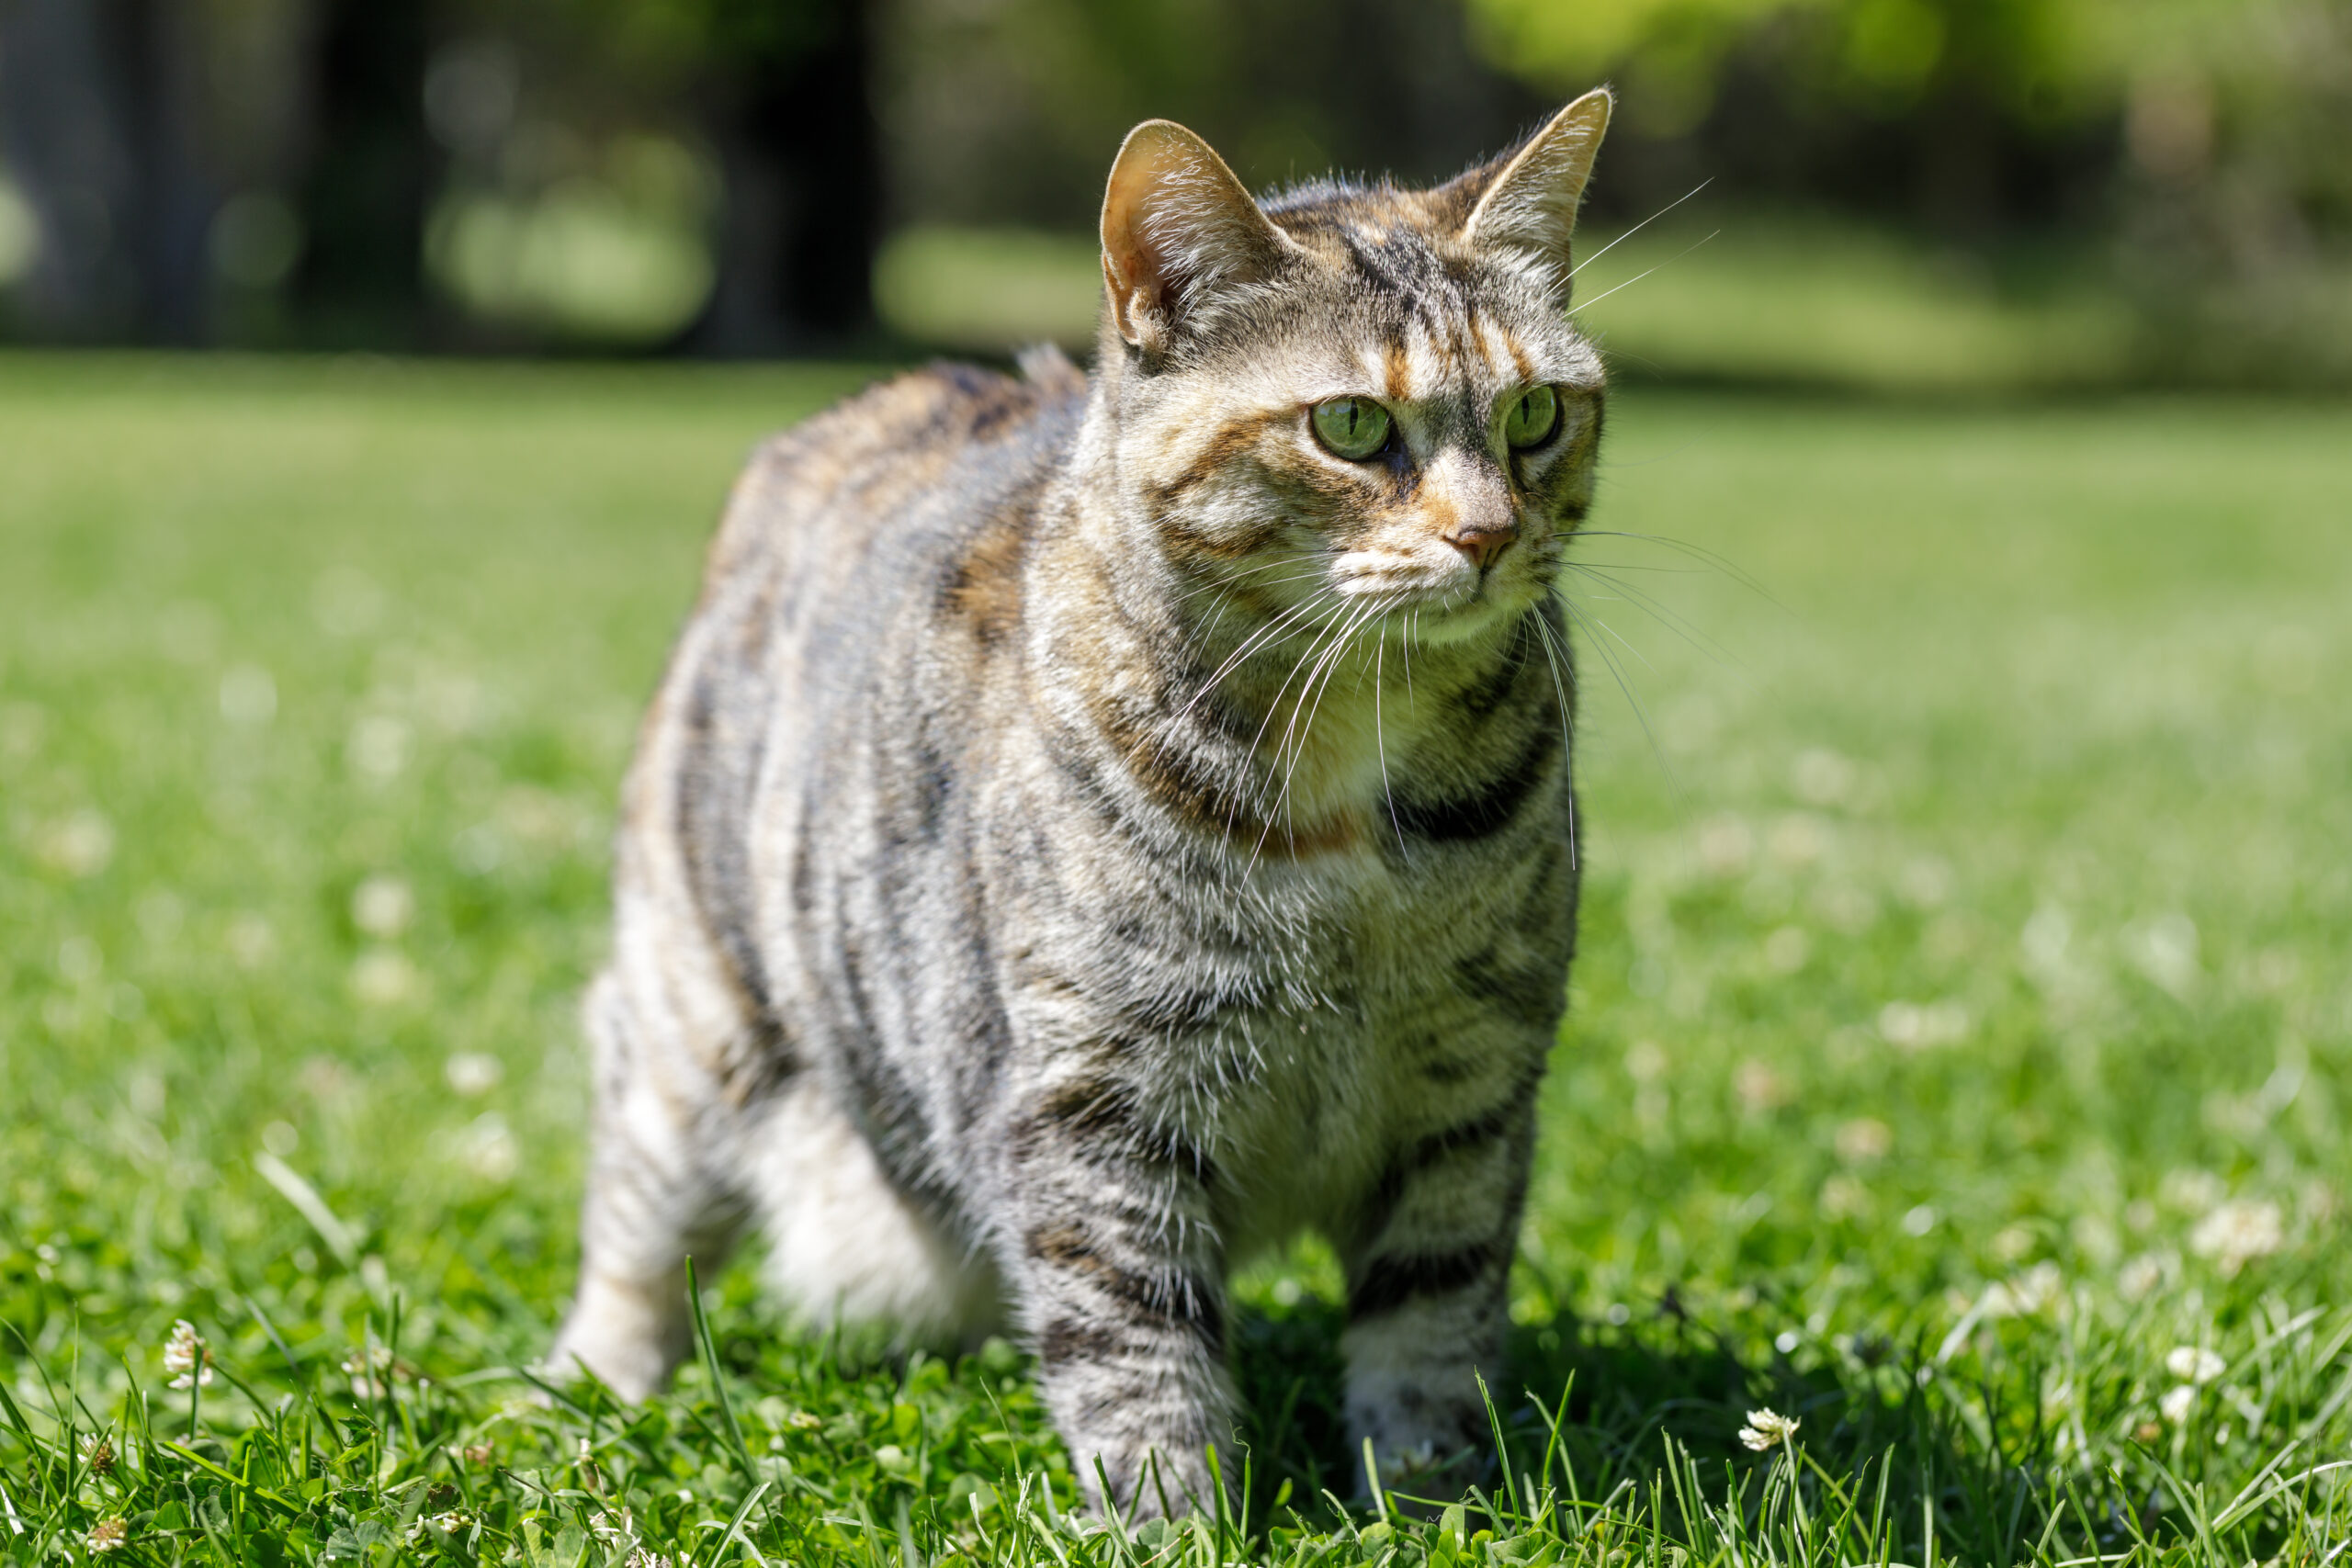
[1102,158,1167,291]
[1102,170,1183,344]
[1465,92,1611,259]
[1102,126,1209,298]
[1100,121,1299,348]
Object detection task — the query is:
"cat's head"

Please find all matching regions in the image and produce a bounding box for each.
[1097,91,1612,649]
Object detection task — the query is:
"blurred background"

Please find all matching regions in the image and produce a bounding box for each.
[2,0,2349,389]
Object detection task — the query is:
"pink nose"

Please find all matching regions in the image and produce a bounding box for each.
[1446,527,1517,571]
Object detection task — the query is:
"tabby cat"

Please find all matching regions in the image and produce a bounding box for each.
[550,88,1614,1517]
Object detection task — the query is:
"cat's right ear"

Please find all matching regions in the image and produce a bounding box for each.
[1101,120,1299,355]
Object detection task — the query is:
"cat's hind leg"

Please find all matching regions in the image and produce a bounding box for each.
[742,1080,1004,1348]
[548,957,753,1401]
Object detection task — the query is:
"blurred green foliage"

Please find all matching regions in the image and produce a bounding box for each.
[857,0,2352,386]
[1466,0,2352,259]
[1468,0,2334,138]
[2,0,2350,361]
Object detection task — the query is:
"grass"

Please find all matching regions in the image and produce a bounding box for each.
[2,352,2349,1565]
[1565,213,2139,391]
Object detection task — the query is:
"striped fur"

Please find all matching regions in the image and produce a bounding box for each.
[551,91,1613,1516]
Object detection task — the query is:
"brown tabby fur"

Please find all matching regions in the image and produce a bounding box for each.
[550,90,1615,1517]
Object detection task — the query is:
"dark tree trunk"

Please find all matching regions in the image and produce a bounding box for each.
[0,0,215,342]
[689,0,880,355]
[292,0,434,346]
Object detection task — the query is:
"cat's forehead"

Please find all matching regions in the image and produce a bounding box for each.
[1250,180,1601,399]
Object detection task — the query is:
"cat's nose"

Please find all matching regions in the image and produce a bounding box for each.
[1445,525,1517,571]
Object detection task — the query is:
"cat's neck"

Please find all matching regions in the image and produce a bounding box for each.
[1176,588,1537,818]
[1039,504,1551,847]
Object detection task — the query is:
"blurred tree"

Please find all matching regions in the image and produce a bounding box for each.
[444,0,880,351]
[1460,0,2352,261]
[6,0,2345,372]
[293,0,437,345]
[0,0,417,346]
[689,0,880,352]
[876,0,1548,231]
[0,0,215,341]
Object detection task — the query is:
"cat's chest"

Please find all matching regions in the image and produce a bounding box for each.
[1202,854,1549,1246]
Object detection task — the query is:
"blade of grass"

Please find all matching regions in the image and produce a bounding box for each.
[684,1257,755,1485]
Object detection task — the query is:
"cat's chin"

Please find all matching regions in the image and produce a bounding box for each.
[1373,582,1546,649]
[1398,603,1511,648]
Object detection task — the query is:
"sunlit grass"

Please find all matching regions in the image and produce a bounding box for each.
[1567,213,2140,390]
[2,355,2348,1562]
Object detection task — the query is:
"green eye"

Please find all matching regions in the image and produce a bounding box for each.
[1311,396,1392,461]
[1503,385,1560,449]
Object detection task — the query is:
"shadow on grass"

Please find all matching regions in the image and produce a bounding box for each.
[1230,1295,2044,1560]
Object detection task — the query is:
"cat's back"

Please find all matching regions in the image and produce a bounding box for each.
[628,354,1089,1018]
[673,352,1090,744]
[703,353,1090,608]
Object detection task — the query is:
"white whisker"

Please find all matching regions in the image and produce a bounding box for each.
[1567,230,1719,316]
[1561,558,1739,669]
[1230,600,1356,845]
[1567,179,1713,279]
[1571,529,1782,609]
[1528,611,1578,872]
[1374,625,1404,853]
[1555,590,1679,800]
[1251,594,1384,869]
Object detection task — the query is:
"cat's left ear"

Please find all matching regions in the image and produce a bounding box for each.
[1460,87,1613,303]
[1101,120,1301,355]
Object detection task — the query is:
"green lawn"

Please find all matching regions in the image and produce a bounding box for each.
[3,355,2348,1565]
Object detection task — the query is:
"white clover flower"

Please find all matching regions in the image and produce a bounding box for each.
[588,1506,639,1546]
[80,1432,116,1475]
[2189,1200,2284,1276]
[444,1051,503,1097]
[462,1112,519,1181]
[41,809,114,878]
[1738,1407,1800,1450]
[2118,1252,2170,1301]
[351,874,414,940]
[405,1510,476,1545]
[627,1551,676,1568]
[350,947,418,1006]
[343,1346,390,1399]
[2159,1384,2198,1425]
[1878,998,1969,1050]
[162,1320,213,1389]
[2165,1347,2226,1384]
[1979,1261,2063,1318]
[85,1517,129,1553]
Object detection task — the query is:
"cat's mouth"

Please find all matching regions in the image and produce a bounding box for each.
[1322,555,1548,638]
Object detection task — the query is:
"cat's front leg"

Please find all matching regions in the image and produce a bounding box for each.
[1001,1084,1234,1518]
[1340,1097,1536,1499]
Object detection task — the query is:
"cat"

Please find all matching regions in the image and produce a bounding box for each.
[548,87,1613,1517]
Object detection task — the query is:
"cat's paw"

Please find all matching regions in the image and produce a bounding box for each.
[544,1273,688,1403]
[1352,1426,1495,1515]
